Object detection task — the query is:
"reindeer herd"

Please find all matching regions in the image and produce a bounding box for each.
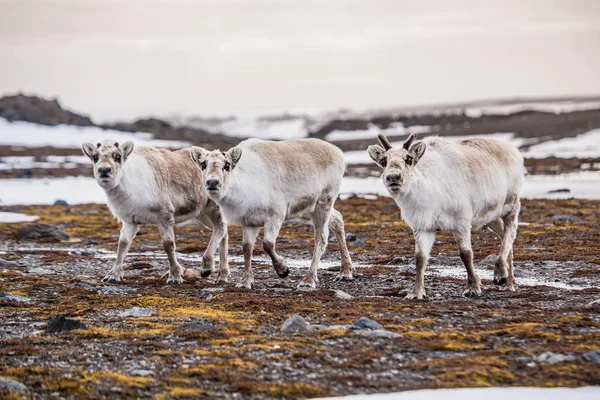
[81,132,524,300]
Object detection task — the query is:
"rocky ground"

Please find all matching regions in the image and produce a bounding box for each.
[0,197,599,399]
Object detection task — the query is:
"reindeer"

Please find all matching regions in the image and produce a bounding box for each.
[81,141,229,284]
[189,138,354,289]
[368,133,524,299]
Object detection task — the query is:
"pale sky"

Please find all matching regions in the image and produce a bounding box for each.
[1,0,599,121]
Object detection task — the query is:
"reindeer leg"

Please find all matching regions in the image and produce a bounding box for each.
[237,225,259,289]
[405,231,435,300]
[453,227,482,298]
[263,216,289,279]
[103,222,138,283]
[329,208,354,282]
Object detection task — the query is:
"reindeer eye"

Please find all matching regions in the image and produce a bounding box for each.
[114,154,121,163]
[200,161,207,170]
[405,155,413,166]
[380,157,387,168]
[92,155,99,163]
[223,161,230,171]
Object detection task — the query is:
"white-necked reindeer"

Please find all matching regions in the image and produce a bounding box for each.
[368,133,524,299]
[82,141,229,284]
[189,138,354,289]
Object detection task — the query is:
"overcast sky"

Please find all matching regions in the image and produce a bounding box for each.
[0,0,599,121]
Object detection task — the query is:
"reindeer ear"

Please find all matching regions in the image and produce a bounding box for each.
[407,141,426,165]
[121,141,134,159]
[367,145,387,168]
[190,146,209,166]
[403,133,416,150]
[81,142,97,159]
[227,147,242,169]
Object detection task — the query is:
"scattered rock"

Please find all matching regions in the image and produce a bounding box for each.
[182,268,201,280]
[178,321,216,331]
[205,294,214,302]
[0,291,31,303]
[345,233,357,242]
[27,267,54,275]
[0,377,29,394]
[327,265,341,272]
[357,330,400,338]
[86,240,100,246]
[97,286,137,296]
[583,350,600,364]
[392,353,406,361]
[536,351,576,364]
[547,188,571,194]
[53,199,69,207]
[119,307,153,318]
[568,278,587,286]
[0,258,20,268]
[46,315,87,333]
[70,282,95,290]
[350,240,365,247]
[551,214,580,222]
[280,314,311,333]
[389,256,407,265]
[129,369,154,377]
[16,223,70,241]
[587,299,600,311]
[353,317,383,330]
[201,287,224,293]
[332,289,354,300]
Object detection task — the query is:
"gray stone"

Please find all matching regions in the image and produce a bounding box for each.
[583,350,600,364]
[178,321,216,331]
[358,330,400,339]
[0,291,31,303]
[350,240,365,247]
[327,265,341,272]
[0,259,20,268]
[587,299,600,311]
[70,282,95,290]
[332,290,354,300]
[536,352,576,364]
[97,286,137,296]
[16,223,70,241]
[353,317,383,330]
[280,314,311,333]
[53,199,69,207]
[201,287,224,293]
[205,294,214,302]
[551,214,579,221]
[0,377,29,394]
[47,315,87,333]
[345,233,357,242]
[28,267,54,275]
[119,307,153,317]
[129,369,154,377]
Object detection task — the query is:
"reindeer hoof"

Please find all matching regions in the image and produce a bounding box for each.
[236,282,254,290]
[200,269,212,278]
[334,273,354,282]
[102,275,122,283]
[463,289,482,298]
[404,290,427,300]
[166,276,184,284]
[493,277,507,286]
[297,281,317,290]
[276,268,290,279]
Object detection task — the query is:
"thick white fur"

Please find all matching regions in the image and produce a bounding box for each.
[369,134,524,299]
[191,138,354,289]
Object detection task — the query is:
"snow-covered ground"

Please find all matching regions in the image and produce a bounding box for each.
[463,100,600,118]
[0,211,38,223]
[315,387,600,400]
[325,123,432,142]
[1,172,599,206]
[521,129,600,159]
[0,119,189,148]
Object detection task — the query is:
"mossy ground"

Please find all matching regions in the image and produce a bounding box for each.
[0,197,599,399]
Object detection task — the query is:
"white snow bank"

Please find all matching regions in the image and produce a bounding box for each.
[0,211,38,223]
[315,386,600,400]
[326,123,432,142]
[217,117,308,139]
[465,101,600,118]
[0,177,105,205]
[0,119,189,149]
[0,155,90,170]
[521,129,600,159]
[344,133,522,165]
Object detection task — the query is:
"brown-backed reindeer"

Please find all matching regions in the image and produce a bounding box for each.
[189,138,354,289]
[82,141,229,284]
[368,133,524,299]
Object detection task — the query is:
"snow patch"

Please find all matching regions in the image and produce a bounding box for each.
[325,123,432,142]
[521,129,600,159]
[0,119,189,149]
[0,211,38,223]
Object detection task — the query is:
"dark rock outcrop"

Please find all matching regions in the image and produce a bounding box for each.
[0,93,93,126]
[16,223,70,241]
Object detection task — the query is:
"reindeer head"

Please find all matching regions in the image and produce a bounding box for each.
[190,146,242,200]
[81,141,134,190]
[367,133,426,196]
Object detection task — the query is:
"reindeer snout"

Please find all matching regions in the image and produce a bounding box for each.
[386,173,401,184]
[98,167,112,178]
[205,178,220,190]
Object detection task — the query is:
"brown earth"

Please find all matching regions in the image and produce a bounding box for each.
[0,197,599,399]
